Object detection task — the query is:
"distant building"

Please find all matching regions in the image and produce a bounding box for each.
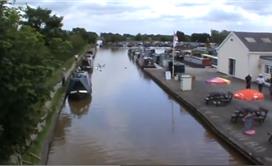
[217,31,272,80]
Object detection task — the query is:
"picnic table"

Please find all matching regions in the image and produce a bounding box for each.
[231,107,269,124]
[205,91,233,106]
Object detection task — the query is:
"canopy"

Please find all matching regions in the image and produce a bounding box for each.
[206,77,231,85]
[234,89,264,101]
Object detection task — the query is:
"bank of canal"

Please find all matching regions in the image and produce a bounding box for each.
[47,48,249,165]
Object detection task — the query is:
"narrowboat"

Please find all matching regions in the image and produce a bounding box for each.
[66,71,92,99]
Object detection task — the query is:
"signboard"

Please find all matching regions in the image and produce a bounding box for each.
[165,71,171,80]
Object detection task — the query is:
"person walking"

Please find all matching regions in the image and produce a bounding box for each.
[256,74,265,92]
[61,68,66,87]
[245,74,252,89]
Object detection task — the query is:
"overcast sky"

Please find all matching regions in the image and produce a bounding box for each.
[15,0,272,35]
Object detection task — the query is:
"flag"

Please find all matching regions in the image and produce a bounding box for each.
[173,32,178,48]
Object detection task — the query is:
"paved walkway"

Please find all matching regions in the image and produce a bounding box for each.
[144,66,272,165]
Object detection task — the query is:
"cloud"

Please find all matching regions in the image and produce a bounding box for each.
[202,9,245,22]
[226,0,272,16]
[13,0,272,35]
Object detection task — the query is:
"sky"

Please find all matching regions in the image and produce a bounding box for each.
[14,0,272,35]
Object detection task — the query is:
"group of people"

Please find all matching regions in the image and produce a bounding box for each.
[245,73,272,97]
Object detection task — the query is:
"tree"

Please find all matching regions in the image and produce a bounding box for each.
[0,3,92,162]
[100,32,125,43]
[87,32,98,44]
[134,33,142,41]
[210,29,229,44]
[176,31,185,42]
[72,27,89,41]
[48,37,73,61]
[69,33,86,54]
[23,6,64,43]
[23,6,51,32]
[0,9,52,161]
[191,33,210,43]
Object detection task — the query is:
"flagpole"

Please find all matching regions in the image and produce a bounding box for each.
[172,32,176,78]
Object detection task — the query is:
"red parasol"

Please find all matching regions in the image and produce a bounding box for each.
[234,89,264,101]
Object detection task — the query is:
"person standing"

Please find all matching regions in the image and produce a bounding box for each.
[74,54,79,63]
[243,112,254,131]
[61,68,66,87]
[269,73,272,99]
[256,74,265,92]
[245,74,252,89]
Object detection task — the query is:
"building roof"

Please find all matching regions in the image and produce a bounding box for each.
[260,56,272,61]
[234,32,272,52]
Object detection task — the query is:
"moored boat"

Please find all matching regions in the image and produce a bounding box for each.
[80,58,93,72]
[137,56,155,68]
[66,71,92,100]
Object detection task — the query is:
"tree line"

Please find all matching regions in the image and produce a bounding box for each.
[100,33,173,43]
[101,30,230,45]
[0,1,97,163]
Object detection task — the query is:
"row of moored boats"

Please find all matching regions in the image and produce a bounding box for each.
[66,50,95,100]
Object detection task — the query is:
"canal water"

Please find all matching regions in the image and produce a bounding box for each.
[47,48,248,165]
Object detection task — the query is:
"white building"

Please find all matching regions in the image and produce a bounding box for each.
[217,31,272,80]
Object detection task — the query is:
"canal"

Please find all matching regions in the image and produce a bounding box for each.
[47,48,248,165]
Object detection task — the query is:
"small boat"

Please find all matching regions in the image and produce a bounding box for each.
[137,56,155,68]
[80,58,93,72]
[66,71,92,99]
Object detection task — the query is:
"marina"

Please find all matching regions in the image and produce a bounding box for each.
[47,48,248,165]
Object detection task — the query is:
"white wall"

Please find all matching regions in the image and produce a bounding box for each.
[248,54,262,80]
[217,33,249,79]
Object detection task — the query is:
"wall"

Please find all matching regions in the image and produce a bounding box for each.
[248,54,261,80]
[217,33,249,79]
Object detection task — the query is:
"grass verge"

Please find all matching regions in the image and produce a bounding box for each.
[22,88,65,164]
[45,45,91,88]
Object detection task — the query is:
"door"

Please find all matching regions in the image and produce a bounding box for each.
[228,58,236,75]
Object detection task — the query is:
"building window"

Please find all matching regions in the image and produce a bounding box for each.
[265,64,272,74]
[261,38,272,43]
[244,37,256,43]
[230,38,233,41]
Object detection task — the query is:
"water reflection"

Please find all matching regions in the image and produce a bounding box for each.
[110,47,121,52]
[135,64,151,81]
[127,54,152,81]
[53,113,71,146]
[68,96,92,118]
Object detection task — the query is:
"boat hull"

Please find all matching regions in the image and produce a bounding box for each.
[68,91,91,100]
